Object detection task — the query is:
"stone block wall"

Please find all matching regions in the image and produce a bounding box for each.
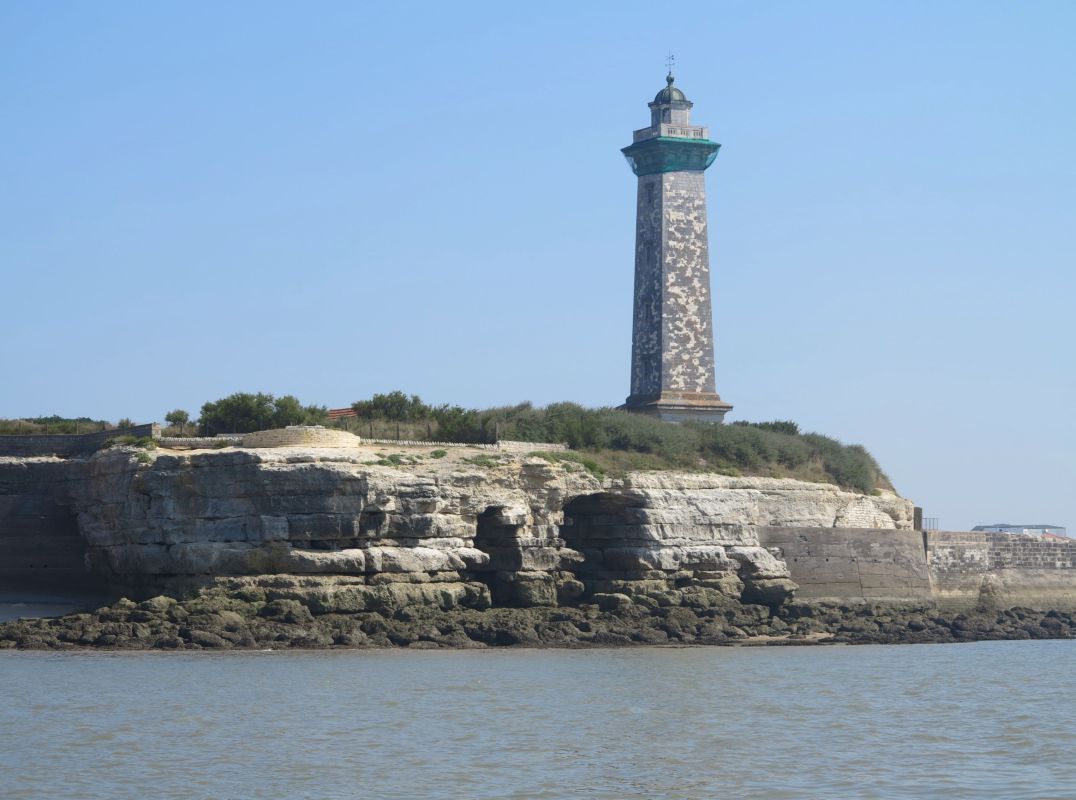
[158,436,244,448]
[0,424,159,458]
[927,531,1076,611]
[235,428,568,452]
[242,427,361,448]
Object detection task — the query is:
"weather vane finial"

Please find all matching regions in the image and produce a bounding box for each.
[665,52,676,79]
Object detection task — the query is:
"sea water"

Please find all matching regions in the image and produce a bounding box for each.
[1,642,1074,799]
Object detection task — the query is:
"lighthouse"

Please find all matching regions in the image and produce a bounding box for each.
[621,72,732,423]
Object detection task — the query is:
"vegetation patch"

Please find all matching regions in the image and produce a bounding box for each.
[46,389,887,493]
[366,452,422,467]
[0,416,113,435]
[461,454,500,468]
[529,450,605,479]
[198,392,327,435]
[103,435,157,450]
[333,393,891,493]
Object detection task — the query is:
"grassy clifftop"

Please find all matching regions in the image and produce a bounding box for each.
[338,395,892,495]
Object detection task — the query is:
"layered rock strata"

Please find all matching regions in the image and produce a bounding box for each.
[67,446,913,611]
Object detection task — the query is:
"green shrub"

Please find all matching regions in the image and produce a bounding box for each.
[462,454,500,468]
[531,450,605,479]
[104,435,156,450]
[351,391,432,422]
[328,391,894,493]
[429,449,447,459]
[0,416,112,435]
[198,392,327,435]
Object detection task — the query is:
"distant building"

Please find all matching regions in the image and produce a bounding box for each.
[972,523,1068,537]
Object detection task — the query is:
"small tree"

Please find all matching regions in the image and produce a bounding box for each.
[198,392,327,435]
[164,409,190,435]
[351,391,431,421]
[271,395,327,428]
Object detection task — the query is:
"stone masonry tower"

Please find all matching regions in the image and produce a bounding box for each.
[621,72,732,422]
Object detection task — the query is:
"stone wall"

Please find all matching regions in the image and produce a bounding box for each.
[0,424,159,458]
[316,438,567,453]
[0,457,105,596]
[927,531,1076,611]
[158,436,243,448]
[158,434,569,453]
[758,527,932,603]
[760,526,1076,611]
[242,426,362,448]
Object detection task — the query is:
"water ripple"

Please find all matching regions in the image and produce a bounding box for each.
[1,642,1074,799]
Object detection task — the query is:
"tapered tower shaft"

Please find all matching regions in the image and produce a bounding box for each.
[621,73,732,423]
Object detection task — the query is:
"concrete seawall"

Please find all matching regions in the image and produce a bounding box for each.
[757,527,933,603]
[760,526,1076,611]
[0,458,105,596]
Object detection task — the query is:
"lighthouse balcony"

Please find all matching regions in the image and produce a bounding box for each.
[632,123,710,143]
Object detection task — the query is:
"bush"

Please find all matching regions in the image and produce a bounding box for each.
[103,436,156,450]
[198,392,327,435]
[801,435,882,494]
[0,416,111,435]
[351,391,431,422]
[531,450,605,479]
[336,391,893,492]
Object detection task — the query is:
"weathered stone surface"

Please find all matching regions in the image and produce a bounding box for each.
[2,446,926,614]
[623,78,732,421]
[927,531,1076,611]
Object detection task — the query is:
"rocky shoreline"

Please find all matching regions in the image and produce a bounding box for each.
[2,584,1073,651]
[4,447,1074,650]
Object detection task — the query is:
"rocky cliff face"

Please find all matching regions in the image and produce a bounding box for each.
[69,446,913,610]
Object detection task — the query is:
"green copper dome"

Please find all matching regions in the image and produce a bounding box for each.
[652,73,688,104]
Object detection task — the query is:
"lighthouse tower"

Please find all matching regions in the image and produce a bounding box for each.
[620,72,732,423]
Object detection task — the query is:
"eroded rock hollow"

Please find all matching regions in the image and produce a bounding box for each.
[66,447,913,612]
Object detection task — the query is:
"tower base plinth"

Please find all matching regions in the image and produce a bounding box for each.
[621,392,733,424]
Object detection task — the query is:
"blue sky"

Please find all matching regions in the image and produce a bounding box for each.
[2,1,1073,531]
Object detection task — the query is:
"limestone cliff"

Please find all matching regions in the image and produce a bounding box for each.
[67,445,913,610]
